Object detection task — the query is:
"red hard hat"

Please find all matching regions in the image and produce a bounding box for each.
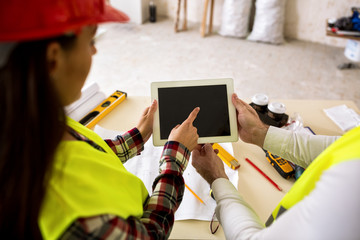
[0,0,129,42]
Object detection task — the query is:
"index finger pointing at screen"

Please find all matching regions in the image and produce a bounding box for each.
[185,107,200,124]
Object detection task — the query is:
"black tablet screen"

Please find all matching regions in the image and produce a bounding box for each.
[158,85,231,139]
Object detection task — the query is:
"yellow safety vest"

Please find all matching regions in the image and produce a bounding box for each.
[266,126,360,226]
[39,117,148,240]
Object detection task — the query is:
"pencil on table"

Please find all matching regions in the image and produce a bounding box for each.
[245,158,283,192]
[185,184,206,205]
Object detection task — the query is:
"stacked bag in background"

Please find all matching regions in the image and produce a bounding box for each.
[219,0,287,45]
[219,0,252,38]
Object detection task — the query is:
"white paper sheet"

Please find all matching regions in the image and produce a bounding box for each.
[324,105,360,132]
[94,125,239,221]
[176,154,238,221]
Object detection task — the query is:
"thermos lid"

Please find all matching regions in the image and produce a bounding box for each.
[268,102,286,114]
[251,93,269,106]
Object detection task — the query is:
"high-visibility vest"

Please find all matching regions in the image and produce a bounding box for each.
[266,126,360,226]
[39,117,148,239]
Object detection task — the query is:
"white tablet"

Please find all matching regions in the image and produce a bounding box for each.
[151,78,238,146]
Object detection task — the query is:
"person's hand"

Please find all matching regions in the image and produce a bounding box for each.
[168,107,200,151]
[192,143,229,185]
[231,93,269,148]
[136,100,157,143]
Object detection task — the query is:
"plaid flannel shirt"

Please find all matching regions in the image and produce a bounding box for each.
[59,128,190,239]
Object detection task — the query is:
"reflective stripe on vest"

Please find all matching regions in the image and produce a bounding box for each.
[39,117,148,239]
[266,126,360,227]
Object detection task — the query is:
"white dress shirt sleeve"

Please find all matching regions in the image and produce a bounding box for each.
[212,128,360,240]
[263,126,339,168]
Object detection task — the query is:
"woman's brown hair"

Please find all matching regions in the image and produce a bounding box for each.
[0,35,76,239]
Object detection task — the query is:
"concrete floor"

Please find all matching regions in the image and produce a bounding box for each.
[86,18,360,108]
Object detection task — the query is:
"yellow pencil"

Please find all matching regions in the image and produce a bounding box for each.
[185,184,206,205]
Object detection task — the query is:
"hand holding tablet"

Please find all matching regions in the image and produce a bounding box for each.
[151,78,238,146]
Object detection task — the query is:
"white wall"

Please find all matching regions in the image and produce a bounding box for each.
[284,0,359,47]
[159,0,360,47]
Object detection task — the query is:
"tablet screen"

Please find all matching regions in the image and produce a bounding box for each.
[158,85,230,139]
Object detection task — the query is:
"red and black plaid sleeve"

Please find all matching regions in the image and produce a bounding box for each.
[104,127,145,163]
